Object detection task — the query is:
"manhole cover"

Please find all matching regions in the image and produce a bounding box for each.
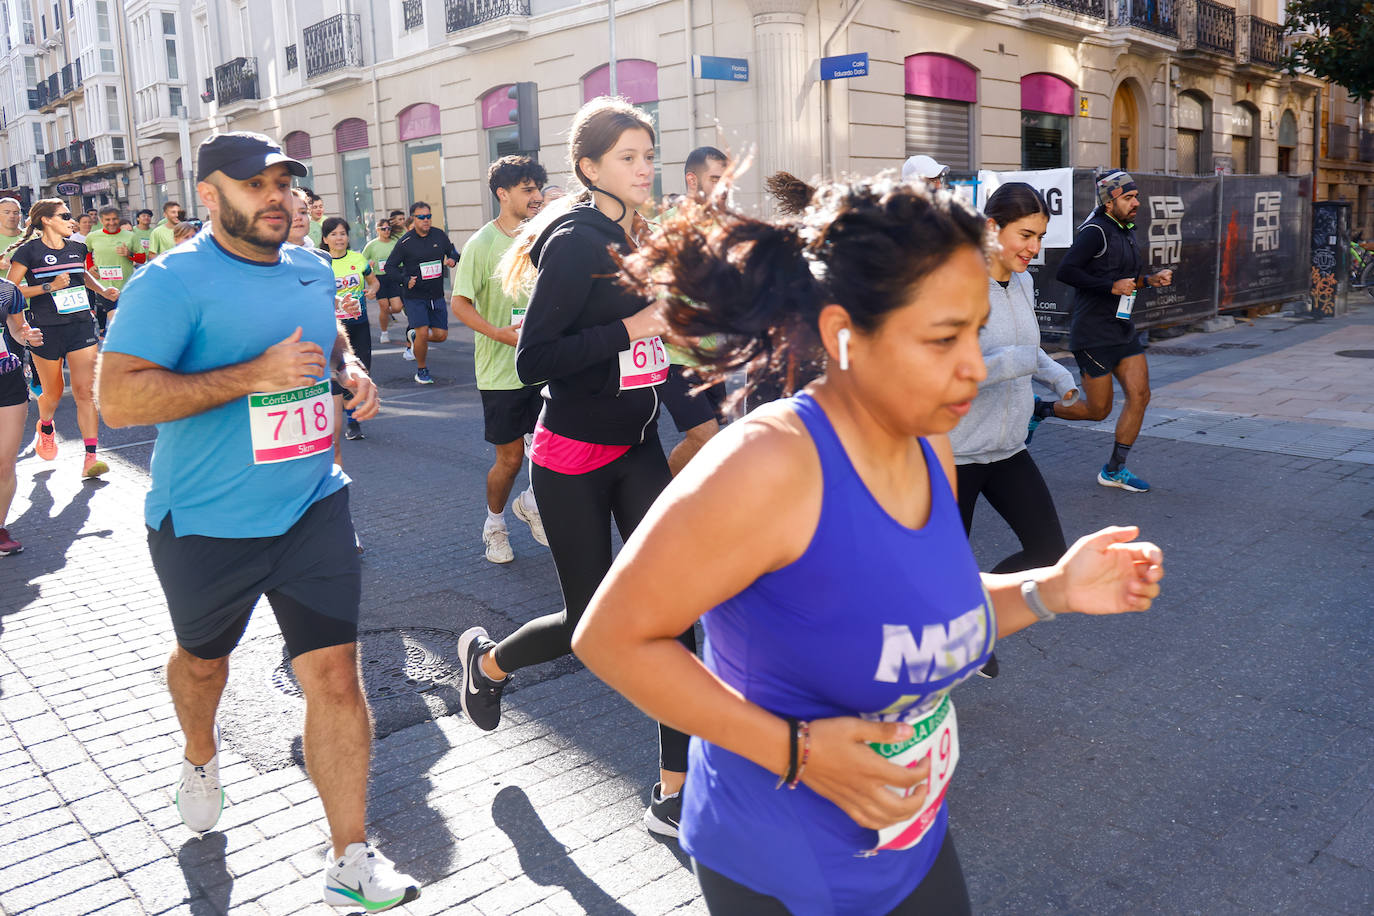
[1213,343,1261,349]
[1335,350,1374,359]
[271,627,461,700]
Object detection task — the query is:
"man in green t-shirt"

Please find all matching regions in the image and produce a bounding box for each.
[0,196,22,269]
[149,200,183,256]
[306,189,325,247]
[451,155,548,565]
[87,205,145,334]
[129,209,155,264]
[657,146,731,475]
[361,218,401,342]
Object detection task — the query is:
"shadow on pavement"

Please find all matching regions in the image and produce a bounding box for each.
[493,785,635,915]
[176,831,232,915]
[0,467,100,696]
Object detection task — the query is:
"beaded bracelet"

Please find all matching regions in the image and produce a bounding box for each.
[788,721,812,790]
[775,717,800,790]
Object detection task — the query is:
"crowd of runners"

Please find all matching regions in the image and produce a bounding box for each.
[0,99,1168,914]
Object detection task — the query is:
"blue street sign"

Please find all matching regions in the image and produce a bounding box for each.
[693,55,749,82]
[819,52,869,80]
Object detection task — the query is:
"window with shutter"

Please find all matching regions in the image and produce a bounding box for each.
[335,118,368,153]
[151,156,165,184]
[284,130,312,160]
[904,54,977,172]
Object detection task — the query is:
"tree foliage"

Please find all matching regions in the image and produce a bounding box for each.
[1282,0,1374,100]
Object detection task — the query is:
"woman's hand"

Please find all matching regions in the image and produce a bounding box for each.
[1051,526,1163,616]
[622,302,669,341]
[18,324,42,347]
[800,718,931,831]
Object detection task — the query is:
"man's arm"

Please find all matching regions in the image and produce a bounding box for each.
[451,294,518,346]
[97,327,326,428]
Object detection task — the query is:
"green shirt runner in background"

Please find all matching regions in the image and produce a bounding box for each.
[361,236,397,279]
[86,228,140,290]
[149,222,176,256]
[308,219,324,248]
[130,227,154,260]
[455,221,524,391]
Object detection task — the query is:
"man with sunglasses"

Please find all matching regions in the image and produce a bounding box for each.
[383,201,458,384]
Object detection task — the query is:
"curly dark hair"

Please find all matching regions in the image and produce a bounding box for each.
[488,155,549,195]
[765,171,816,215]
[618,176,987,403]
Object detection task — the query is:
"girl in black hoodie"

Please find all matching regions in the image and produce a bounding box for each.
[457,96,694,838]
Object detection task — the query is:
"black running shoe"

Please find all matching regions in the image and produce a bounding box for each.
[458,627,507,731]
[345,419,364,440]
[977,651,1000,679]
[643,782,683,839]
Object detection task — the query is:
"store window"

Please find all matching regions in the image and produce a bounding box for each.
[904,54,977,172]
[1277,109,1298,174]
[1232,103,1258,174]
[1020,73,1074,169]
[335,118,374,249]
[398,103,446,229]
[1177,91,1211,176]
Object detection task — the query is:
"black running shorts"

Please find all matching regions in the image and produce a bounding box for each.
[147,487,361,660]
[30,319,99,361]
[660,364,726,432]
[480,384,544,445]
[1072,338,1146,379]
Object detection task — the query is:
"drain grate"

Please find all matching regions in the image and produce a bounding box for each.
[1148,346,1209,357]
[1336,350,1374,360]
[1213,343,1262,350]
[271,626,462,700]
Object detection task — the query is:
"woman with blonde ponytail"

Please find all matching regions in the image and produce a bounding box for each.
[5,198,119,477]
[460,96,696,839]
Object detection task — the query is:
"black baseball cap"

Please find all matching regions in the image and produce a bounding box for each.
[195,131,307,183]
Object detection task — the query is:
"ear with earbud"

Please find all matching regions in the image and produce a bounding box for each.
[837,327,850,371]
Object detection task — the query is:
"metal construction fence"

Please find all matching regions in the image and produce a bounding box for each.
[951,167,1313,336]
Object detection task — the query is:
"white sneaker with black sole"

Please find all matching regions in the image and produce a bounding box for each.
[323,842,419,912]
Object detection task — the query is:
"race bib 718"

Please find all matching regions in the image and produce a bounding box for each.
[247,382,334,464]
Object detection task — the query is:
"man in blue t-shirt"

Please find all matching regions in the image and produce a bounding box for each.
[97,131,419,913]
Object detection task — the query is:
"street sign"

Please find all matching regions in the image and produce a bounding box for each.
[819,53,868,80]
[693,55,749,82]
[55,182,81,196]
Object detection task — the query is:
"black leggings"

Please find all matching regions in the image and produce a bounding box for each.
[694,829,970,915]
[955,449,1067,574]
[344,319,372,372]
[492,439,696,773]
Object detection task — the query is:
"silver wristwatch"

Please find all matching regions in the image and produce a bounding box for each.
[1020,579,1056,621]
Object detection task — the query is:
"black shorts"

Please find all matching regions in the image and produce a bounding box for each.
[0,368,26,407]
[147,487,361,660]
[480,385,543,445]
[30,319,99,361]
[1072,338,1146,379]
[660,364,726,432]
[376,274,403,300]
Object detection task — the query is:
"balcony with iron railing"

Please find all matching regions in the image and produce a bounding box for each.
[1178,0,1234,56]
[1241,15,1283,68]
[214,57,260,107]
[403,0,425,30]
[1017,0,1107,18]
[303,13,364,80]
[1109,0,1177,37]
[445,0,532,34]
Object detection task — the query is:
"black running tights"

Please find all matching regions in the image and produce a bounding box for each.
[955,449,1067,574]
[694,829,971,915]
[492,439,696,773]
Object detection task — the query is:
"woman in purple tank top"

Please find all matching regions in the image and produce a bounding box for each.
[572,177,1165,915]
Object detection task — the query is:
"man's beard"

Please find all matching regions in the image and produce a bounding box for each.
[218,197,289,251]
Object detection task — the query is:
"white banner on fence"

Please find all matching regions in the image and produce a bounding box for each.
[976,168,1075,251]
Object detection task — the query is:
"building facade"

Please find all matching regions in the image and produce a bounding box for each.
[3,0,1370,238]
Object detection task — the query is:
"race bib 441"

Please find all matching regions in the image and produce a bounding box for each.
[248,382,334,464]
[864,694,959,855]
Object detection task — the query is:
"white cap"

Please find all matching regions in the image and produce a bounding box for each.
[901,154,949,181]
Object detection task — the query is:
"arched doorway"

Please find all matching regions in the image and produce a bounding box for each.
[1112,83,1140,172]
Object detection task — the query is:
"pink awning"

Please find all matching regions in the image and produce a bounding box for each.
[1021,73,1075,116]
[905,54,977,103]
[583,60,658,105]
[481,85,516,131]
[399,103,441,141]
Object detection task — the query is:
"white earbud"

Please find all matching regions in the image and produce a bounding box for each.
[837,327,851,371]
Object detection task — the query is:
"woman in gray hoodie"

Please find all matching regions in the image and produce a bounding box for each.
[952,183,1078,677]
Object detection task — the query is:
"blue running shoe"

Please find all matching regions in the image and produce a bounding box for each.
[414,367,434,385]
[1026,396,1044,445]
[1097,464,1150,493]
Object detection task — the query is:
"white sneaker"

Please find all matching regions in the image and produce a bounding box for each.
[323,842,419,912]
[402,347,415,361]
[483,525,514,564]
[511,494,548,547]
[175,733,224,834]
